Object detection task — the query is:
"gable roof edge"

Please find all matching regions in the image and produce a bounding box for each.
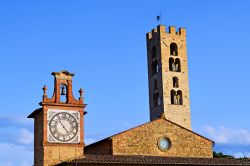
[85,118,214,148]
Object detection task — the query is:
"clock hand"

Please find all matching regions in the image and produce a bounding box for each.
[58,119,69,134]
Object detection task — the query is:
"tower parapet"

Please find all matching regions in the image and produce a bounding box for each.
[146,25,186,40]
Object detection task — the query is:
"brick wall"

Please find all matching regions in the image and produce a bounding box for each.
[86,119,213,158]
[34,110,44,165]
[85,139,112,155]
[112,119,213,157]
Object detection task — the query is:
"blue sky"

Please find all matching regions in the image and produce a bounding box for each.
[0,0,250,165]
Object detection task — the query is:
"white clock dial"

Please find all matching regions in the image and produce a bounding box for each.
[47,110,80,143]
[49,112,78,142]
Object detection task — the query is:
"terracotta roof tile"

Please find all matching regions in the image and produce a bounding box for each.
[57,155,250,165]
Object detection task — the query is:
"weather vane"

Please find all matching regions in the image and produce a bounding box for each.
[156,12,162,24]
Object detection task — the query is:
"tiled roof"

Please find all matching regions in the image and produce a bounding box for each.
[56,155,250,166]
[27,108,42,118]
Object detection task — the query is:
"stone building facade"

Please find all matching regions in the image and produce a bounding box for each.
[85,118,213,157]
[27,24,250,166]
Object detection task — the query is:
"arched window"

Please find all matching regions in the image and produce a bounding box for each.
[173,77,179,88]
[171,90,176,104]
[152,60,159,75]
[60,84,67,103]
[171,90,183,105]
[170,43,178,56]
[154,79,158,91]
[151,46,156,59]
[175,58,181,72]
[169,58,175,71]
[177,90,183,105]
[153,92,160,107]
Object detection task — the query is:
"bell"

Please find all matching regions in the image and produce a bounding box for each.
[61,85,66,95]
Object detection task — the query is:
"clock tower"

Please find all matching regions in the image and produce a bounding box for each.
[28,70,86,166]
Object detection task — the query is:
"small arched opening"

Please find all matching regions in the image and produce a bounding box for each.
[173,77,179,88]
[169,58,175,71]
[177,90,183,105]
[170,90,176,104]
[175,58,181,72]
[170,43,178,56]
[60,84,67,103]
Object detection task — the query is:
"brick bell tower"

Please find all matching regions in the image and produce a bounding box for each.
[28,70,86,166]
[146,25,191,130]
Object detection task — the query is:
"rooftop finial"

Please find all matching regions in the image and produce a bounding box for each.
[79,88,84,99]
[42,85,47,96]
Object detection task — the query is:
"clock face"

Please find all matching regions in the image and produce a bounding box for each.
[47,110,80,143]
[158,137,171,151]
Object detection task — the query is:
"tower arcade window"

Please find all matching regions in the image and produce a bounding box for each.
[152,60,159,75]
[175,58,181,72]
[169,58,181,72]
[153,92,160,107]
[177,90,183,105]
[169,58,175,71]
[173,77,179,88]
[170,90,183,105]
[170,43,178,56]
[170,90,176,104]
[151,46,156,59]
